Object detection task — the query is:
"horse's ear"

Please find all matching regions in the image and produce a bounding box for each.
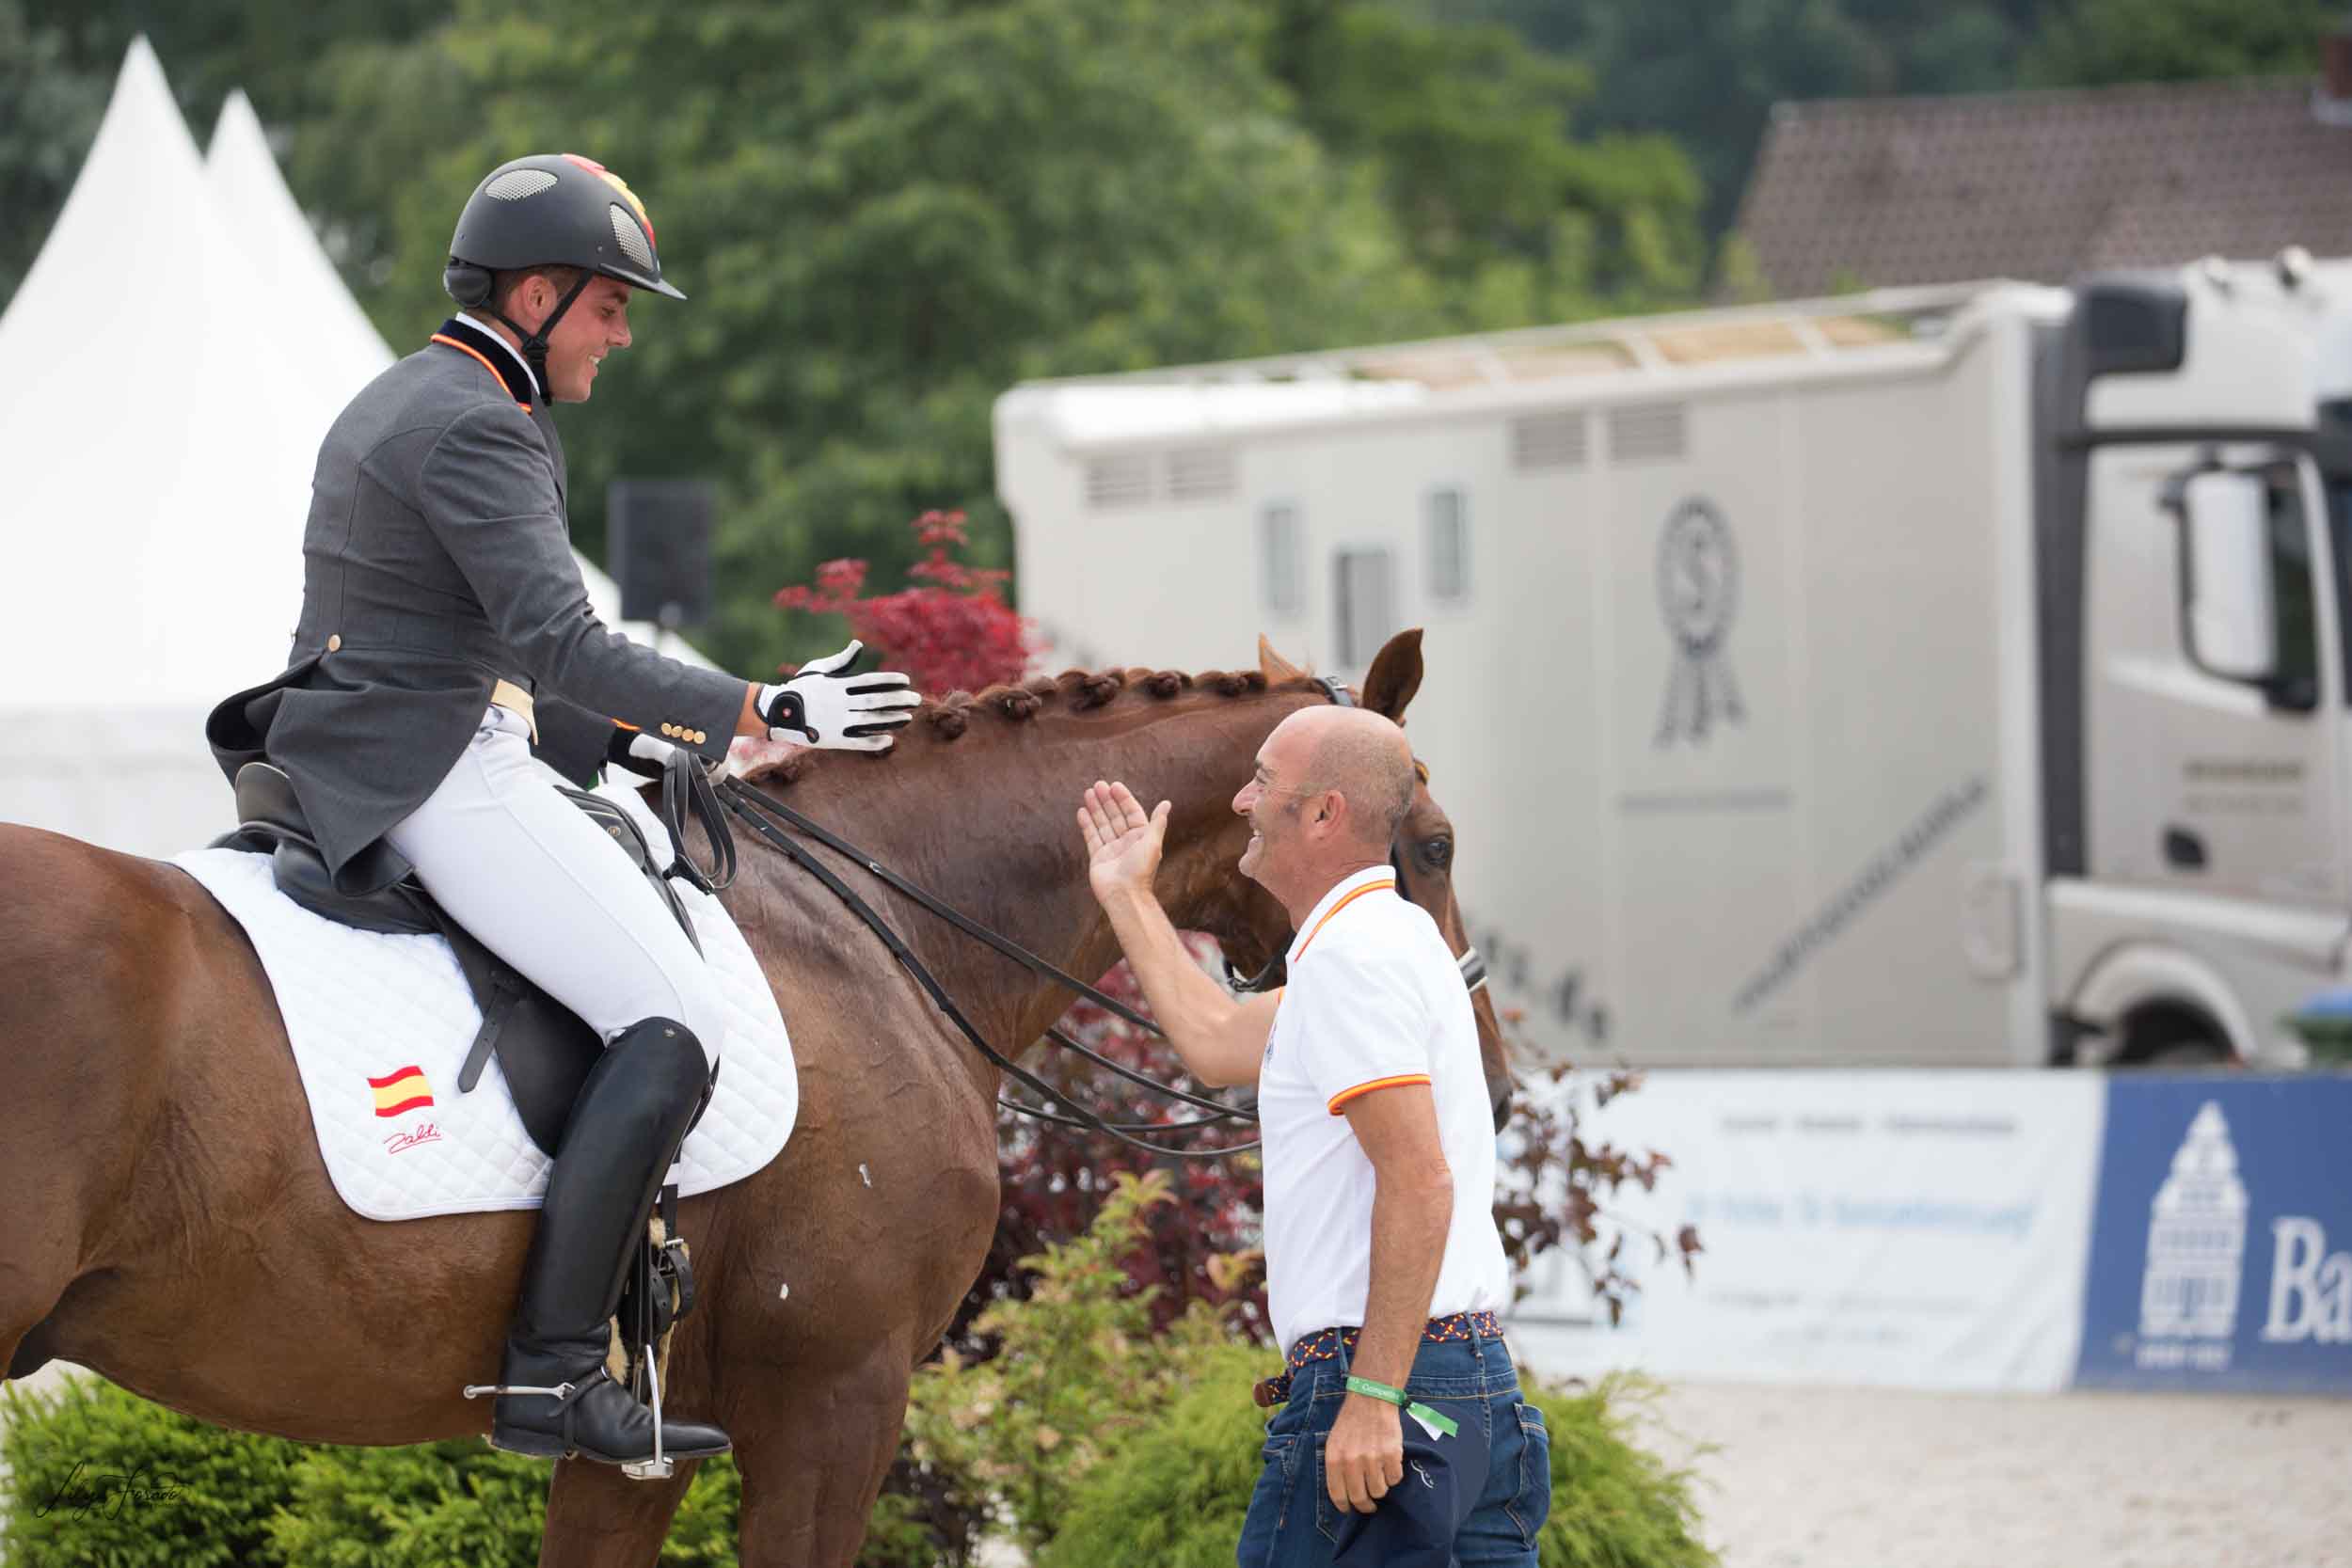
[1362,629,1425,722]
[1257,634,1311,685]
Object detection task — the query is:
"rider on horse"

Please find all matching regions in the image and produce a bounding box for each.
[205,152,922,1469]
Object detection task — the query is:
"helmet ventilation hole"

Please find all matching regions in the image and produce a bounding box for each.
[484,168,560,201]
[609,204,654,270]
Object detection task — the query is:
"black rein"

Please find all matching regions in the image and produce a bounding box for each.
[714,774,1259,1157]
[650,673,1482,1159]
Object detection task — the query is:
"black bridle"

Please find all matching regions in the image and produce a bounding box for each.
[647,673,1486,1158]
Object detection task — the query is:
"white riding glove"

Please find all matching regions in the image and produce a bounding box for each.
[607,728,689,780]
[756,640,922,752]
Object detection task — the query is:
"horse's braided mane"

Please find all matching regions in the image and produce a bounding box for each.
[739,665,1317,787]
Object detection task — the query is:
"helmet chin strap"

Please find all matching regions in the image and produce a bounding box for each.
[486,271,595,403]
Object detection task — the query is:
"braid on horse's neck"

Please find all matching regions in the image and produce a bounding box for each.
[734,672,1317,1049]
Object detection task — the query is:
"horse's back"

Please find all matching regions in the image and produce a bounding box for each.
[0,822,293,1203]
[1,820,266,1033]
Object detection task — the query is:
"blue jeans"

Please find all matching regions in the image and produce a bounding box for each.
[1236,1326,1551,1567]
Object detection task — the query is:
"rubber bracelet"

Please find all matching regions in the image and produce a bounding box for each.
[1343,1376,1459,1438]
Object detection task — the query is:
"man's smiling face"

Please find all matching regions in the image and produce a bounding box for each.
[1232,720,1315,891]
[540,275,633,403]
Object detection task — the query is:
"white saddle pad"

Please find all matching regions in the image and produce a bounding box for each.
[172,784,797,1221]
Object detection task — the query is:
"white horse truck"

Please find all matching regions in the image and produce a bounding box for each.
[993,260,2352,1069]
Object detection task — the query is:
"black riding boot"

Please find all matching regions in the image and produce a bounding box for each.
[486,1017,731,1466]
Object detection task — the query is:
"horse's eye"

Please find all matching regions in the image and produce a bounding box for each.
[1418,836,1453,871]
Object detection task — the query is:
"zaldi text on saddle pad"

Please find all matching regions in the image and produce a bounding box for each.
[173,783,798,1221]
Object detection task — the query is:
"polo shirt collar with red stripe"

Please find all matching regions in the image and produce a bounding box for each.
[431,314,543,408]
[1284,864,1399,967]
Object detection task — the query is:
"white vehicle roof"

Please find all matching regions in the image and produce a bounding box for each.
[1000,281,2074,450]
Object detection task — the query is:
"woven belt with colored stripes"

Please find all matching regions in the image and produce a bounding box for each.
[1250,1310,1503,1408]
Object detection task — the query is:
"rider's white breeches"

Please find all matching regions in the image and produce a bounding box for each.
[387,706,725,1066]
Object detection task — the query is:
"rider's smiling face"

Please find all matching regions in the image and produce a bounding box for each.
[499,271,634,404]
[538,276,633,404]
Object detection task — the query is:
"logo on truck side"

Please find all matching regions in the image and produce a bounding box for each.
[1655,497,1743,747]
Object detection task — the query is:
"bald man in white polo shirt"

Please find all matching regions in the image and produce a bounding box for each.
[1078,705,1549,1567]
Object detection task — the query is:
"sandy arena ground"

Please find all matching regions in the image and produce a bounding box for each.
[1627,1379,2352,1568]
[8,1363,2348,1564]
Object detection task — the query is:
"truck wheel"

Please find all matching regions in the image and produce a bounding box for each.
[2122,1004,2232,1068]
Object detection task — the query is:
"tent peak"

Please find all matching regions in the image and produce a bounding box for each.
[209,87,262,158]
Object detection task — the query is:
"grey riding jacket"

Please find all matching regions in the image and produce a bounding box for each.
[207,317,743,895]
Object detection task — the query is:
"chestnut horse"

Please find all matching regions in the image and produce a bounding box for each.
[0,631,1506,1566]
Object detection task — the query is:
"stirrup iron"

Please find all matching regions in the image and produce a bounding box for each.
[620,1354,672,1481]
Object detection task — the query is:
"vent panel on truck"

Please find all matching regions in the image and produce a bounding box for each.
[1608,402,1689,463]
[1166,447,1238,502]
[1510,410,1587,469]
[1084,454,1152,510]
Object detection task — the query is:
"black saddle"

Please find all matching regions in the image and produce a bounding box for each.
[215,762,710,1158]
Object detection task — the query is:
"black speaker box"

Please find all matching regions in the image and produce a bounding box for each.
[609,478,715,626]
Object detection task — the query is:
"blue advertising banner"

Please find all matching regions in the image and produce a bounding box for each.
[2076,1076,2352,1393]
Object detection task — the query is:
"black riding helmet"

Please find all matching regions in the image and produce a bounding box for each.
[442,153,684,394]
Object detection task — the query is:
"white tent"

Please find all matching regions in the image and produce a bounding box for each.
[202,90,396,401]
[0,46,722,858]
[0,40,326,855]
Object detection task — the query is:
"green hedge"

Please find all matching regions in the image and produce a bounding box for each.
[8,1366,1709,1568]
[1029,1340,1271,1568]
[0,1378,744,1568]
[0,1377,304,1568]
[5,1181,1710,1567]
[1036,1362,1714,1568]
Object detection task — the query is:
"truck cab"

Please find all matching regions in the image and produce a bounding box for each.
[2053,256,2352,1065]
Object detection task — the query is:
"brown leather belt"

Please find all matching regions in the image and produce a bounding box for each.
[1251,1309,1504,1408]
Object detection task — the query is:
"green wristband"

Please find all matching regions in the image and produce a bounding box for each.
[1343,1375,1458,1438]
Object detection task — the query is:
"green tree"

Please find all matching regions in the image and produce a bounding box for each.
[1266,1,1706,322]
[22,0,444,133]
[2024,0,2336,86]
[0,0,1723,673]
[1442,0,2051,239]
[0,0,108,306]
[279,0,1428,673]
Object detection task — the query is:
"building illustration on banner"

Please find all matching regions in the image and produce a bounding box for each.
[2136,1101,2246,1366]
[2079,1081,2352,1392]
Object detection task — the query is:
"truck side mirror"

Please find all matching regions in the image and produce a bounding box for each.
[2175,470,2278,684]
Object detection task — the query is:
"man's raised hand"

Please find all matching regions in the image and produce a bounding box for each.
[1077,780,1169,904]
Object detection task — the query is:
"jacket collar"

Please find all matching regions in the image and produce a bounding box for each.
[430,316,542,409]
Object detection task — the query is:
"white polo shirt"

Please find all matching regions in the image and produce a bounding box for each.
[1257,865,1511,1356]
